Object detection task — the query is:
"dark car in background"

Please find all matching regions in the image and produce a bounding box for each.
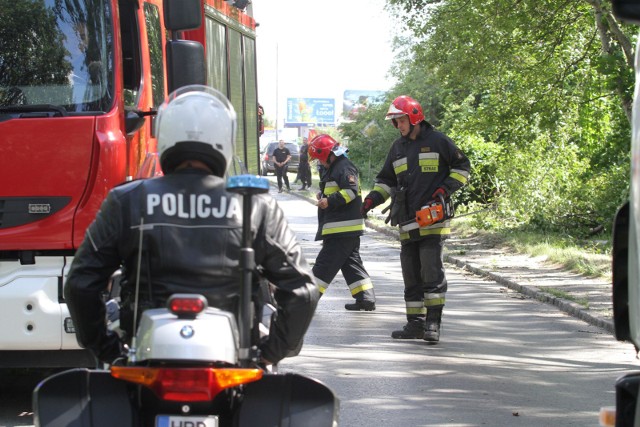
[261,142,300,176]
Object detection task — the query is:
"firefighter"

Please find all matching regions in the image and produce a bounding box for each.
[309,134,376,311]
[361,96,470,343]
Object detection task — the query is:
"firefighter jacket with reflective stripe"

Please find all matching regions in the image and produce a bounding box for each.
[315,155,365,241]
[65,168,319,365]
[366,122,470,242]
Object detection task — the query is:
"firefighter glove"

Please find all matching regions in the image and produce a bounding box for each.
[361,197,375,218]
[432,187,447,200]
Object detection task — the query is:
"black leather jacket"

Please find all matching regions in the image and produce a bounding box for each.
[65,168,319,364]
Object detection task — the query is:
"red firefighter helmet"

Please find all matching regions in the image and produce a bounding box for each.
[308,134,337,163]
[385,96,424,127]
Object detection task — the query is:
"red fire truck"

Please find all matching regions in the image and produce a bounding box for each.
[0,0,260,367]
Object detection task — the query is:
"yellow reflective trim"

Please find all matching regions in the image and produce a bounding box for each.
[420,158,439,173]
[451,168,469,177]
[400,227,451,240]
[350,283,373,295]
[419,158,438,167]
[406,307,426,315]
[322,224,366,235]
[339,189,354,203]
[425,298,445,307]
[349,278,372,291]
[394,163,408,174]
[373,183,392,199]
[322,219,365,236]
[393,157,407,169]
[450,172,468,184]
[420,227,451,236]
[314,277,329,294]
[324,182,339,195]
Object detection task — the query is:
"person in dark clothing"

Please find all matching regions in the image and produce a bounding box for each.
[298,138,312,190]
[273,139,291,193]
[361,95,470,343]
[309,134,375,311]
[64,85,319,366]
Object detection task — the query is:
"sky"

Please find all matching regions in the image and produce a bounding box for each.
[251,0,397,127]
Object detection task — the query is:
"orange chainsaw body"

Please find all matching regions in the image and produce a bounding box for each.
[416,201,446,227]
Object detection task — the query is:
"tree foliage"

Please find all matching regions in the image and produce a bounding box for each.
[342,0,636,237]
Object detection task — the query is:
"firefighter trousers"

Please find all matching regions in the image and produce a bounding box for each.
[312,235,375,302]
[400,237,447,322]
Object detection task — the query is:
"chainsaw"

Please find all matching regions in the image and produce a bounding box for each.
[415,193,454,227]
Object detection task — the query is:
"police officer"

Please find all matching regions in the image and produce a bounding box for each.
[309,134,376,311]
[64,85,319,366]
[362,96,470,343]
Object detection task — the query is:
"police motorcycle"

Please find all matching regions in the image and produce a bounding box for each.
[32,174,339,427]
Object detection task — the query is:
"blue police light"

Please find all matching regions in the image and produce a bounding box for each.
[226,174,270,194]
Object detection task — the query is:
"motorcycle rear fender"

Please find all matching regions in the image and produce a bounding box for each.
[135,306,239,364]
[33,370,339,427]
[237,373,339,427]
[33,368,136,427]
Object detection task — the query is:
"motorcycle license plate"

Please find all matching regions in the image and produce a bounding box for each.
[156,415,218,427]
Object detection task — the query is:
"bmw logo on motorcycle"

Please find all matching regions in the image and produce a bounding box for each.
[180,325,195,339]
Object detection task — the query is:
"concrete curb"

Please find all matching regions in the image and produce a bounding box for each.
[445,255,615,334]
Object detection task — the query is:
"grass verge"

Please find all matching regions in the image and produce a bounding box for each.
[451,217,611,279]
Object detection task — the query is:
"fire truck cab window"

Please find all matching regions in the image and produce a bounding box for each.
[0,0,114,112]
[144,3,165,108]
[119,0,142,107]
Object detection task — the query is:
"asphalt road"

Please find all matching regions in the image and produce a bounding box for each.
[274,188,639,427]
[0,368,51,427]
[1,184,638,427]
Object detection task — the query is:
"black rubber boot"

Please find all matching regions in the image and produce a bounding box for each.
[391,319,425,339]
[345,300,376,311]
[423,306,443,344]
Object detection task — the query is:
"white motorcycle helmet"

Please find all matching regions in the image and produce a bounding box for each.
[155,85,237,176]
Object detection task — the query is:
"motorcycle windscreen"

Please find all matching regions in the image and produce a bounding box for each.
[237,373,339,427]
[32,368,136,427]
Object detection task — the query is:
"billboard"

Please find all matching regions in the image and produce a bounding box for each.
[286,98,335,127]
[343,90,387,119]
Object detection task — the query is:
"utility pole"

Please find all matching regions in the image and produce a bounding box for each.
[275,43,279,140]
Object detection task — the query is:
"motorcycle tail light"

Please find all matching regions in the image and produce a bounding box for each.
[111,367,263,402]
[167,294,207,316]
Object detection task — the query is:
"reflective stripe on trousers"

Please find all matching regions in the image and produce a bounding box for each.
[312,235,375,302]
